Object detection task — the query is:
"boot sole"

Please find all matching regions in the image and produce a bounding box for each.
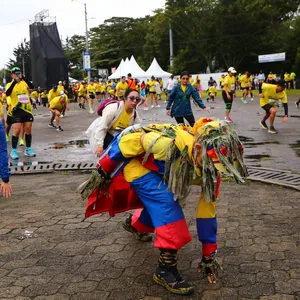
[153,274,194,295]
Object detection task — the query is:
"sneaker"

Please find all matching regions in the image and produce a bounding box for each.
[241,97,248,104]
[251,97,254,101]
[24,147,36,157]
[10,149,19,160]
[122,214,152,242]
[19,138,25,146]
[48,122,56,129]
[259,121,268,130]
[268,126,278,134]
[224,116,233,123]
[89,109,94,114]
[156,105,160,108]
[296,101,299,109]
[143,107,149,111]
[153,266,194,295]
[56,126,64,132]
[151,105,154,108]
[60,114,64,118]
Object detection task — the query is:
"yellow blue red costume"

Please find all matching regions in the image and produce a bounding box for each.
[82,118,248,295]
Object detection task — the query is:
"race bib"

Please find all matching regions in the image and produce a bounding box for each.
[18,94,29,104]
[231,84,235,91]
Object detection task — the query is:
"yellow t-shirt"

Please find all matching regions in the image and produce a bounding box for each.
[0,102,3,115]
[223,75,236,92]
[6,80,32,115]
[112,108,132,130]
[57,85,64,93]
[148,80,156,92]
[240,75,252,88]
[31,91,39,99]
[284,74,291,82]
[260,83,287,107]
[116,81,128,97]
[78,85,87,97]
[49,96,67,111]
[208,86,217,95]
[220,77,225,87]
[48,89,60,101]
[87,83,96,93]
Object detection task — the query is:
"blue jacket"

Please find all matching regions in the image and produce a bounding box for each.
[0,120,10,183]
[166,83,206,117]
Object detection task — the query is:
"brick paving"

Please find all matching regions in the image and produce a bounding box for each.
[0,173,299,299]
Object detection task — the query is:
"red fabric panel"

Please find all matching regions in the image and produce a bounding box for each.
[202,243,217,257]
[154,218,192,250]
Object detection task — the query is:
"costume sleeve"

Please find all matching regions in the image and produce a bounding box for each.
[0,121,10,183]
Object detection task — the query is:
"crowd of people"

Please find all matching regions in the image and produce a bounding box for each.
[0,64,298,295]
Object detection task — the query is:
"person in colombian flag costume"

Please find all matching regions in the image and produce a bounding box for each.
[79,117,248,295]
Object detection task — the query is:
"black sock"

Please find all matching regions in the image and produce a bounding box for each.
[12,136,18,149]
[25,134,32,147]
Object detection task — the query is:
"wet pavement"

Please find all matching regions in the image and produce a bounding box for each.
[1,94,300,299]
[6,94,300,172]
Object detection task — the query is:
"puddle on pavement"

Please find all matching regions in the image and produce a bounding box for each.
[50,139,89,149]
[239,136,254,143]
[290,140,300,157]
[244,154,271,160]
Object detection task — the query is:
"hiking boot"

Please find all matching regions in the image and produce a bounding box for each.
[56,126,64,132]
[24,147,36,157]
[122,214,152,242]
[10,149,19,160]
[259,121,268,130]
[153,266,194,295]
[268,126,278,134]
[48,122,56,129]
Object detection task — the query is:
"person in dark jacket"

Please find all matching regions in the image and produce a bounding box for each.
[0,120,12,198]
[166,71,209,126]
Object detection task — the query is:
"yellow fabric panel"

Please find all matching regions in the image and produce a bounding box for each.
[0,102,3,115]
[112,109,132,130]
[174,128,194,159]
[142,131,172,160]
[123,158,150,182]
[181,85,187,93]
[119,132,145,158]
[196,191,216,218]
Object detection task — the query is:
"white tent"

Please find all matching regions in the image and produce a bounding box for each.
[108,56,147,80]
[145,58,172,78]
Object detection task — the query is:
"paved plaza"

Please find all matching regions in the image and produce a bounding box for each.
[1,95,299,299]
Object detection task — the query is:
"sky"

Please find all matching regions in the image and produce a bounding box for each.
[0,0,165,69]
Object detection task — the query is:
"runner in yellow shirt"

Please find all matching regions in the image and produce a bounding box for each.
[116,76,128,100]
[5,67,35,159]
[259,80,288,134]
[78,81,88,109]
[222,67,237,123]
[48,93,68,132]
[240,72,253,103]
[87,80,96,113]
[148,76,159,108]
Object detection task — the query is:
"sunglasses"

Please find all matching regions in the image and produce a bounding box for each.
[181,77,189,80]
[128,95,141,102]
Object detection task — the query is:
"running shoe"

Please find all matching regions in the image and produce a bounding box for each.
[259,121,268,130]
[56,126,64,132]
[268,126,278,134]
[224,116,233,123]
[60,114,64,118]
[89,109,94,114]
[153,266,194,295]
[251,97,254,101]
[19,138,25,146]
[143,107,149,111]
[48,122,56,129]
[24,147,36,157]
[156,105,160,108]
[296,101,299,109]
[241,97,248,104]
[10,149,19,160]
[151,105,155,108]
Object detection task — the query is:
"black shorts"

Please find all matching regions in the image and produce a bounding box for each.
[95,92,101,95]
[149,91,156,94]
[6,115,14,125]
[243,87,250,90]
[89,93,95,99]
[11,107,34,123]
[261,104,273,113]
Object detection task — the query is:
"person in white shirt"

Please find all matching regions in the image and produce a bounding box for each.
[166,75,176,100]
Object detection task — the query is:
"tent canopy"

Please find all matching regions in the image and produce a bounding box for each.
[145,58,172,78]
[108,56,147,80]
